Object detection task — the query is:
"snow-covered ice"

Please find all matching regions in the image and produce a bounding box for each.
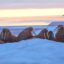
[0,39,64,64]
[0,26,64,64]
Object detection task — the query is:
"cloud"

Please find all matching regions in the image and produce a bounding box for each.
[0,0,64,3]
[0,0,64,8]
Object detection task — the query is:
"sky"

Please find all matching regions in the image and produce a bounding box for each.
[0,0,64,26]
[0,0,64,8]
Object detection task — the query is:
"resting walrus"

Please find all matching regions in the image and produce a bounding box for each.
[0,40,4,44]
[47,31,54,40]
[36,28,48,39]
[17,27,33,41]
[55,25,64,42]
[0,28,18,43]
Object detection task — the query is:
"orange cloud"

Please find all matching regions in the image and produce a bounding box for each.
[0,16,64,21]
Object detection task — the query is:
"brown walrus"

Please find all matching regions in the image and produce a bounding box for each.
[47,31,54,40]
[36,28,48,39]
[17,27,33,41]
[55,25,64,42]
[0,28,18,43]
[0,40,4,44]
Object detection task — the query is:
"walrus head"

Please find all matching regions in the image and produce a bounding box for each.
[57,25,64,30]
[0,28,12,42]
[25,27,33,32]
[2,28,11,33]
[48,31,53,35]
[42,28,48,33]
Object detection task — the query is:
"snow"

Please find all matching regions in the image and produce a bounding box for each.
[0,39,64,64]
[0,26,64,64]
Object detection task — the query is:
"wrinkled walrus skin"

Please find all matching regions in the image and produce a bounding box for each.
[55,25,64,42]
[0,40,4,44]
[0,28,18,43]
[36,28,48,39]
[47,31,54,40]
[17,27,33,41]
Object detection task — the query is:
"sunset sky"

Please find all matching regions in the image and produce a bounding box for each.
[0,0,64,26]
[0,0,64,8]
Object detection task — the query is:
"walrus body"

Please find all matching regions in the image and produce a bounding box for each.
[17,27,33,41]
[36,28,48,39]
[0,28,18,43]
[0,40,4,44]
[55,25,64,42]
[55,32,64,42]
[47,31,54,40]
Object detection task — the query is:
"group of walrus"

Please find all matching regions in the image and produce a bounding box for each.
[0,25,64,44]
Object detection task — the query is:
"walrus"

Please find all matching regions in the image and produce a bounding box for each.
[0,28,18,43]
[36,28,48,39]
[0,40,4,44]
[55,25,64,42]
[17,27,33,41]
[47,31,54,40]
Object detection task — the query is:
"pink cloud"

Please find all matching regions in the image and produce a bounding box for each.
[0,1,64,9]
